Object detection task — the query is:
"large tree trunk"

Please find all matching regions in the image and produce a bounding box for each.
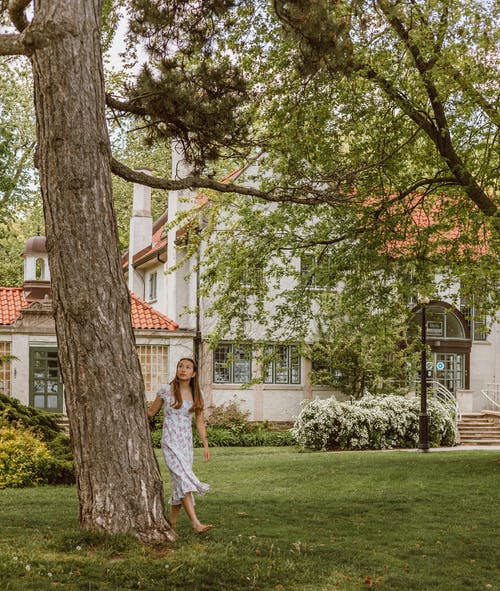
[29,0,173,542]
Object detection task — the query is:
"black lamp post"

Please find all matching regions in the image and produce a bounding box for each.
[419,298,430,452]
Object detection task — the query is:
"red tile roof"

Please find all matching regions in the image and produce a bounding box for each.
[130,293,178,330]
[122,166,245,269]
[0,288,29,325]
[375,194,491,258]
[0,287,178,331]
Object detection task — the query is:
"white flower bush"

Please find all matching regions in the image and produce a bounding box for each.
[292,394,456,451]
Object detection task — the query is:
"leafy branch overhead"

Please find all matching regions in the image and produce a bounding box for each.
[1,0,498,233]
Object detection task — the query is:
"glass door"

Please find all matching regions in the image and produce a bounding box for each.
[29,347,63,413]
[430,352,464,394]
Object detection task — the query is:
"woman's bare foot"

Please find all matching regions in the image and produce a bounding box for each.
[193,523,213,533]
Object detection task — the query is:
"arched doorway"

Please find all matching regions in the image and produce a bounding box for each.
[411,302,472,393]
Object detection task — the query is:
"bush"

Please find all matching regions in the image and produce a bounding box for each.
[150,397,297,448]
[0,392,62,441]
[0,394,75,486]
[0,425,53,488]
[292,394,456,451]
[205,398,250,429]
[192,425,297,448]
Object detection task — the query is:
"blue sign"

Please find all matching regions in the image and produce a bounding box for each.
[436,361,445,371]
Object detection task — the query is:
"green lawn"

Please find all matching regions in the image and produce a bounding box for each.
[0,447,499,590]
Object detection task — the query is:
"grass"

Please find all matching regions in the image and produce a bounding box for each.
[0,447,499,590]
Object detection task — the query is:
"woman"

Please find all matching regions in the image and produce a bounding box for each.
[148,357,212,533]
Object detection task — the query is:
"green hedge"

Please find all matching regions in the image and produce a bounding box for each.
[152,425,296,448]
[149,397,297,448]
[0,392,62,440]
[0,393,75,486]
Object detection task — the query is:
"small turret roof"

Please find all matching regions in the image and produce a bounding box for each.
[22,236,47,256]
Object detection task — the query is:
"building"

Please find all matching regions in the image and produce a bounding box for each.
[1,153,499,420]
[0,235,193,414]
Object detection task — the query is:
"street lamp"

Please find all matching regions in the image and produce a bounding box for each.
[419,296,430,452]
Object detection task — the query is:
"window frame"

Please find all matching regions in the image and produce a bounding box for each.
[213,343,253,384]
[136,344,169,398]
[460,298,488,342]
[300,253,334,290]
[147,271,158,302]
[263,344,301,385]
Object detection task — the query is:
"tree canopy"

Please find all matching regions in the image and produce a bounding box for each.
[121,0,498,342]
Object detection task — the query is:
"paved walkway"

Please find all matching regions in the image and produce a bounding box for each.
[389,445,500,452]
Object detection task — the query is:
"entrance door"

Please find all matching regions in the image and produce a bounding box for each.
[29,347,64,413]
[429,352,465,394]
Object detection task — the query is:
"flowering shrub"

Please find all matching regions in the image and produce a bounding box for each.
[0,425,52,489]
[292,394,456,451]
[205,398,251,430]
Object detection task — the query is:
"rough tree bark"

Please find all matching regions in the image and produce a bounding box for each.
[25,0,173,542]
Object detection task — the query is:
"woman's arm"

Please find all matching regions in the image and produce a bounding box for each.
[195,410,210,462]
[147,395,164,418]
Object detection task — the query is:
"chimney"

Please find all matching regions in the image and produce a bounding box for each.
[129,169,153,257]
[128,170,153,294]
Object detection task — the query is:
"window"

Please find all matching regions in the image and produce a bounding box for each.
[35,258,45,280]
[137,345,169,398]
[148,272,157,301]
[239,260,264,290]
[460,298,488,341]
[263,345,301,384]
[213,344,252,384]
[300,253,333,289]
[0,341,11,395]
[311,355,342,386]
[413,306,466,339]
[29,347,63,412]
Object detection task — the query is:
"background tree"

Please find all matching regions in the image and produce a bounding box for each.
[0,58,41,286]
[121,0,498,389]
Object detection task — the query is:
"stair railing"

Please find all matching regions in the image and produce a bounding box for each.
[479,383,500,412]
[430,380,462,423]
[415,379,461,424]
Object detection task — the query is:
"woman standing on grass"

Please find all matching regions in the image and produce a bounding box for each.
[148,357,212,533]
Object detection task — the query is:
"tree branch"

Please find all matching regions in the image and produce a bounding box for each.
[0,32,28,55]
[111,157,335,205]
[8,0,30,32]
[361,65,439,142]
[106,94,148,117]
[447,64,500,127]
[374,0,499,226]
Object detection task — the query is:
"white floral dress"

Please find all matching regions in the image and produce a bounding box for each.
[158,385,210,506]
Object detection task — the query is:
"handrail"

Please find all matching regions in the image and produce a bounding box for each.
[414,379,461,424]
[479,385,500,411]
[428,380,462,423]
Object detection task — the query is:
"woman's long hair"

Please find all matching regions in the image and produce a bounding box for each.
[170,357,204,414]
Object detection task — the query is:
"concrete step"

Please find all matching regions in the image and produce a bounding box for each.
[459,434,500,440]
[458,423,498,429]
[458,424,500,430]
[54,417,70,436]
[457,414,500,445]
[459,439,500,446]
